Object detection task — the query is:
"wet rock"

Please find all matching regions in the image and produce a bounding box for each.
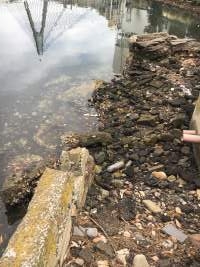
[107,161,125,172]
[62,132,112,149]
[132,254,150,267]
[95,241,115,258]
[1,154,45,206]
[143,200,162,213]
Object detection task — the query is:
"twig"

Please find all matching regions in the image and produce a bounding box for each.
[88,215,116,254]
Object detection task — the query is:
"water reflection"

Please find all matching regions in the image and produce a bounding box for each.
[0,0,200,254]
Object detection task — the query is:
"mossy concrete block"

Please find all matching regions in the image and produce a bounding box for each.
[191,95,200,170]
[0,148,95,267]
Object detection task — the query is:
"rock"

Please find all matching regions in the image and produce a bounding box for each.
[119,197,136,220]
[95,151,106,164]
[137,114,157,126]
[132,254,150,267]
[99,188,109,199]
[116,248,129,266]
[125,165,135,177]
[95,241,115,258]
[1,154,45,206]
[189,234,200,248]
[148,164,164,171]
[61,132,112,148]
[175,207,182,214]
[79,132,112,147]
[154,147,164,156]
[111,179,124,188]
[162,239,174,249]
[181,146,190,155]
[170,114,186,128]
[73,226,86,237]
[162,224,188,243]
[134,233,149,246]
[79,248,94,263]
[149,79,163,88]
[197,189,200,200]
[74,258,84,266]
[86,227,98,238]
[97,260,109,267]
[93,235,107,244]
[152,171,167,180]
[143,200,162,213]
[123,231,131,238]
[167,175,176,182]
[107,161,125,172]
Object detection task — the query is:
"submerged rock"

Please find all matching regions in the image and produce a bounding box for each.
[1,154,45,206]
[61,132,112,149]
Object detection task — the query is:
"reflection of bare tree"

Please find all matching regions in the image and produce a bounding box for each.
[24,0,48,55]
[145,2,164,33]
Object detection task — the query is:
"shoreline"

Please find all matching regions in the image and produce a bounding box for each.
[64,33,200,266]
[154,0,200,16]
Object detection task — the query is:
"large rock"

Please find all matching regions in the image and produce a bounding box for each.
[61,132,112,149]
[0,148,95,267]
[1,154,45,206]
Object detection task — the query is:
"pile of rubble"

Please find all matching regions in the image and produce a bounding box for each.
[63,33,200,266]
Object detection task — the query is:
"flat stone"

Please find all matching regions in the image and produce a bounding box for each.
[143,200,162,213]
[132,254,150,267]
[162,224,188,243]
[107,161,125,172]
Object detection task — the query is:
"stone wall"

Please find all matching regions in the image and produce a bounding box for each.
[0,147,95,267]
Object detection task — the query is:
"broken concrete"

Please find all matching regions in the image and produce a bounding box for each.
[0,147,95,267]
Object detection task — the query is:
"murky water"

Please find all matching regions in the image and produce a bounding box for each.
[0,0,200,254]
